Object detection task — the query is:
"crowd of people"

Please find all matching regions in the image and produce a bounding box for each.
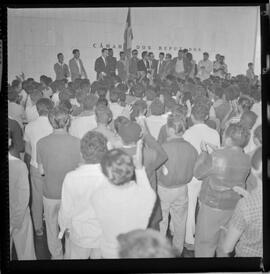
[8,46,262,260]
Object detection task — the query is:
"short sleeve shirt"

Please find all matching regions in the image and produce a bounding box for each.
[229,189,262,257]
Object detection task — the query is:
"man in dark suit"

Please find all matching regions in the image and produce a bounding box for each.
[137,51,149,80]
[116,51,128,83]
[162,53,174,81]
[54,53,70,81]
[156,52,166,80]
[148,52,158,77]
[107,48,117,77]
[69,49,88,82]
[128,49,139,80]
[94,48,109,80]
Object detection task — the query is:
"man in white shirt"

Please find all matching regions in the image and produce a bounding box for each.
[58,131,108,259]
[92,145,156,258]
[172,50,186,80]
[69,94,98,139]
[25,89,43,123]
[108,90,125,120]
[24,98,54,236]
[183,101,220,251]
[197,52,213,81]
[93,105,123,149]
[9,134,36,260]
[145,98,168,140]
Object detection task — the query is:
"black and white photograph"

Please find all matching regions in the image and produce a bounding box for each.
[5,3,267,272]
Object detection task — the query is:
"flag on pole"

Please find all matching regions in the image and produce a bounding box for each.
[123,8,133,60]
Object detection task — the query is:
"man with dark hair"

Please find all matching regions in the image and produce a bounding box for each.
[69,94,98,139]
[54,53,70,81]
[24,98,54,237]
[58,131,108,259]
[93,105,122,149]
[156,52,166,80]
[92,144,156,258]
[171,50,189,80]
[197,52,213,81]
[194,123,251,257]
[118,118,167,231]
[183,101,220,252]
[94,48,109,80]
[157,115,198,256]
[8,117,24,159]
[9,132,36,260]
[129,49,139,79]
[106,48,117,77]
[25,88,43,123]
[8,87,25,129]
[137,51,149,79]
[163,53,174,80]
[118,228,177,258]
[69,49,88,82]
[37,106,81,259]
[116,51,128,82]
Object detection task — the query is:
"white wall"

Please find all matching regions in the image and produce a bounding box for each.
[8,7,260,82]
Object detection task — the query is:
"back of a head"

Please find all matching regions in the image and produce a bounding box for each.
[114,116,130,133]
[82,94,98,111]
[191,102,209,122]
[59,88,72,103]
[238,96,253,112]
[8,87,19,102]
[167,114,186,135]
[130,100,147,121]
[30,88,43,105]
[150,98,165,116]
[133,84,144,98]
[172,104,187,121]
[109,90,120,103]
[36,98,54,116]
[95,104,112,125]
[80,131,108,164]
[117,229,177,258]
[239,110,257,130]
[48,106,70,129]
[224,123,251,148]
[76,89,87,105]
[80,79,91,93]
[96,96,108,107]
[100,149,135,186]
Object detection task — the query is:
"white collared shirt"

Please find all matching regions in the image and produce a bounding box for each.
[24,116,53,168]
[75,58,81,74]
[58,163,107,248]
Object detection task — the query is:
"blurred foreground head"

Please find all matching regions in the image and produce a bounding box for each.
[117,229,177,258]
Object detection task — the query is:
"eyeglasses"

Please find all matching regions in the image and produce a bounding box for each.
[133,53,138,56]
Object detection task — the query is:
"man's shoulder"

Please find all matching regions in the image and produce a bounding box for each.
[9,157,27,171]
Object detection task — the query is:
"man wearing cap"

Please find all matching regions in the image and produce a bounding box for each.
[197,52,213,81]
[118,119,168,231]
